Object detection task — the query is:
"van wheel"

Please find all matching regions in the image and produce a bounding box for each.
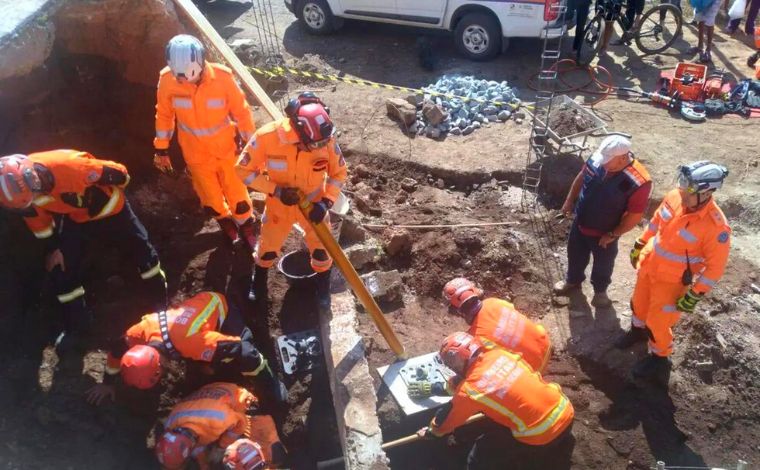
[454,13,502,61]
[296,0,340,35]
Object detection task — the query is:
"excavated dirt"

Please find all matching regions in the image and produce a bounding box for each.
[547,104,598,138]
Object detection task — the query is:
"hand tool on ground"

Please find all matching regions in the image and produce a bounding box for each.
[297,197,406,360]
[315,414,486,468]
[618,87,706,122]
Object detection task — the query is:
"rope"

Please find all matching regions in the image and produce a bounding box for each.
[528,59,616,107]
[361,221,521,230]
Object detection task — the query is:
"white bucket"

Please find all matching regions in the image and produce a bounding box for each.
[328,191,349,242]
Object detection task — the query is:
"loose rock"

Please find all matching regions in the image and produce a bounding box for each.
[400,177,418,192]
[385,229,412,257]
[345,240,383,270]
[359,270,404,304]
[386,98,417,126]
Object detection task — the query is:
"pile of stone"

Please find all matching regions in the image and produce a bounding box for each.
[386,75,521,138]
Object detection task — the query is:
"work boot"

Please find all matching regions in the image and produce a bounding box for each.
[56,297,93,358]
[614,326,648,349]
[553,280,580,296]
[315,269,332,312]
[238,217,258,252]
[591,291,613,308]
[632,354,671,381]
[217,217,240,245]
[248,265,269,302]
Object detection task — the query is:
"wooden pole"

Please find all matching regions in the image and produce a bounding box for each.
[172,0,283,121]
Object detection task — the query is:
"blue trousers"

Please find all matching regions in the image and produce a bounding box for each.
[565,222,618,293]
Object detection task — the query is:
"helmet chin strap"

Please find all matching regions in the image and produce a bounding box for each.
[460,298,483,324]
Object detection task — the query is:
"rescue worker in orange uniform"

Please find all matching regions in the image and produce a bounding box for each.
[0,150,165,352]
[155,382,286,470]
[154,35,257,249]
[442,277,552,372]
[223,433,286,469]
[618,161,730,380]
[85,291,286,405]
[411,332,574,470]
[235,92,347,310]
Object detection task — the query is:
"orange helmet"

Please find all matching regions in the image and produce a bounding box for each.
[223,438,266,470]
[121,345,162,389]
[442,278,483,309]
[0,154,39,209]
[439,332,483,375]
[156,428,196,469]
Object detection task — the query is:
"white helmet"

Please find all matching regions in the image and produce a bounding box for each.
[165,35,205,83]
[677,161,728,194]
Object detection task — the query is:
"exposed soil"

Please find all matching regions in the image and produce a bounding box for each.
[548,104,598,138]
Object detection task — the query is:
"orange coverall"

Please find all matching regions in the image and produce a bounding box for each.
[154,62,255,223]
[235,118,348,272]
[470,298,552,372]
[632,189,730,357]
[429,348,574,446]
[105,292,268,379]
[164,382,256,468]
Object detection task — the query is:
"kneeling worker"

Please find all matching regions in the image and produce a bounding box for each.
[443,277,552,372]
[413,332,574,470]
[156,382,286,470]
[86,291,286,405]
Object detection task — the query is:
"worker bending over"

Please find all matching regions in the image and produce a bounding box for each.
[154,34,257,250]
[619,161,730,381]
[236,92,347,311]
[156,382,286,470]
[86,291,286,405]
[442,277,552,372]
[0,150,165,352]
[413,332,574,470]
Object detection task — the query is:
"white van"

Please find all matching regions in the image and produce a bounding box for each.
[284,0,570,61]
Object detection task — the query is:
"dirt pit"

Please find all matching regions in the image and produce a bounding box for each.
[547,103,598,138]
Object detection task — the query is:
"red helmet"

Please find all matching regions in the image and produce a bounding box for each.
[285,92,334,147]
[156,428,196,469]
[439,332,483,375]
[442,278,483,309]
[0,154,39,209]
[223,438,266,470]
[121,345,162,389]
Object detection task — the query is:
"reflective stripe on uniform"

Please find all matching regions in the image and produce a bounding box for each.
[186,292,223,337]
[660,206,673,221]
[631,315,646,328]
[140,262,163,280]
[57,286,85,303]
[206,98,225,108]
[463,383,528,432]
[95,188,122,219]
[0,175,12,201]
[240,131,253,141]
[177,120,228,137]
[311,257,332,268]
[695,275,716,288]
[648,222,658,232]
[512,394,570,439]
[243,171,260,186]
[173,97,192,109]
[662,304,678,313]
[241,358,268,377]
[166,409,226,428]
[678,228,698,243]
[33,226,54,239]
[156,129,174,139]
[653,237,705,263]
[33,195,55,206]
[306,188,322,202]
[326,178,343,189]
[266,160,287,171]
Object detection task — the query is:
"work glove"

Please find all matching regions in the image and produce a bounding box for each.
[273,186,301,206]
[308,198,332,223]
[676,289,703,313]
[408,381,433,399]
[629,239,646,269]
[153,149,174,174]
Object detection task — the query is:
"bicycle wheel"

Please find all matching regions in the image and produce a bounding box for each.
[634,3,682,54]
[577,15,605,65]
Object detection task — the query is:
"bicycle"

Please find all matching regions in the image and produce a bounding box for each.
[577,0,683,64]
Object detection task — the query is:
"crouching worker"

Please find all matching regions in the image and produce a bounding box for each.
[443,277,552,372]
[412,332,574,470]
[85,291,286,406]
[156,382,286,470]
[0,150,166,353]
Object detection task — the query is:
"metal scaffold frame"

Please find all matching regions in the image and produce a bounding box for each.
[247,0,290,107]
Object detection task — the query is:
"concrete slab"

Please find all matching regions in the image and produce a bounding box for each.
[0,0,58,80]
[377,352,453,416]
[320,291,389,470]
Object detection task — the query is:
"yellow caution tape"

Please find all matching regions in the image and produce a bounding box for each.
[247,65,526,110]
